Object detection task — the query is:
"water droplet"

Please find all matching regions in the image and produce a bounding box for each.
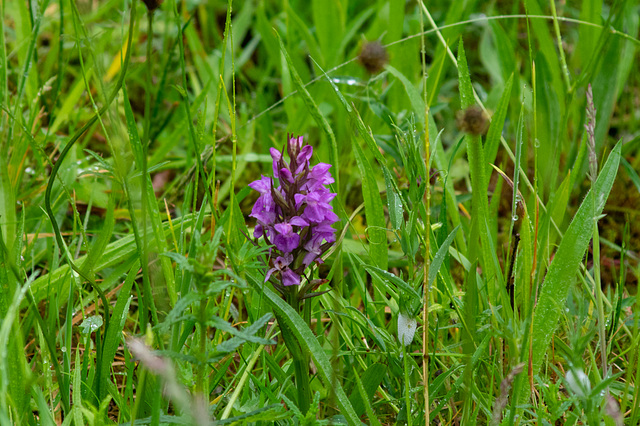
[534,138,541,148]
[61,346,67,353]
[331,77,359,86]
[512,214,518,222]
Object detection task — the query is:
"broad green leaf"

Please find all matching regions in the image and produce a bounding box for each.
[246,274,361,426]
[521,141,621,402]
[350,363,386,419]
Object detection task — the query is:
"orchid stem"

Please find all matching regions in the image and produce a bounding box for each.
[282,289,311,414]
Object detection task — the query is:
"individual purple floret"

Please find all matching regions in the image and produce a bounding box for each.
[249,135,338,288]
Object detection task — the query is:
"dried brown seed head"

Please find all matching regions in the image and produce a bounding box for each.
[142,0,163,12]
[457,105,489,136]
[359,41,388,74]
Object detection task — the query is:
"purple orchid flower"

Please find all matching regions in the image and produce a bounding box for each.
[248,134,339,289]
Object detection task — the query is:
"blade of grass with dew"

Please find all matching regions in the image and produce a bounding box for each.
[245,273,361,426]
[364,265,421,301]
[515,140,621,406]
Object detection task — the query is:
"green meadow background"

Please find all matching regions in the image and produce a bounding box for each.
[1,0,639,424]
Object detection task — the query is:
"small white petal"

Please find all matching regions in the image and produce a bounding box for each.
[397,313,417,346]
[566,368,591,398]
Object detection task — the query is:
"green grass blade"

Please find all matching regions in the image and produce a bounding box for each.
[275,31,339,185]
[430,226,459,286]
[29,214,193,304]
[457,39,495,300]
[97,262,138,401]
[485,73,513,172]
[352,137,388,270]
[122,83,177,305]
[385,64,426,126]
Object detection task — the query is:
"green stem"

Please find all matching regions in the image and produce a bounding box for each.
[281,289,311,414]
[593,199,608,378]
[549,0,572,91]
[403,342,412,426]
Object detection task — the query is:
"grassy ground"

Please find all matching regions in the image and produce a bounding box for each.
[1,0,639,424]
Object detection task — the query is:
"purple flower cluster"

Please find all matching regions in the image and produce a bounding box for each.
[249,135,338,287]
